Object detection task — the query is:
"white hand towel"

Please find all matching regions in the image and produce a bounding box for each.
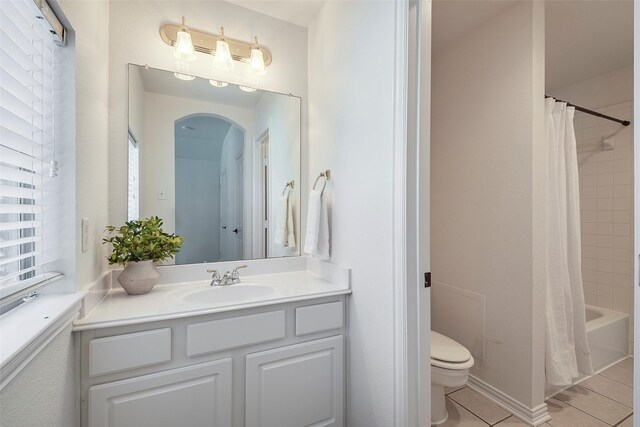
[274,196,288,246]
[304,189,329,259]
[286,195,296,247]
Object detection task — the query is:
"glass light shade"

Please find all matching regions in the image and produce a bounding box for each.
[248,47,266,76]
[174,59,194,80]
[173,29,196,62]
[213,39,234,70]
[239,85,257,93]
[49,159,59,177]
[174,72,195,81]
[209,79,229,88]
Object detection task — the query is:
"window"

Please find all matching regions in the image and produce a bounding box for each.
[0,0,67,308]
[128,132,139,221]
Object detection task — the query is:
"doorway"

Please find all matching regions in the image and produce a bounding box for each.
[174,114,245,264]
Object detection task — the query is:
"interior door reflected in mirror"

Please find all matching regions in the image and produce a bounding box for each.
[128,64,301,265]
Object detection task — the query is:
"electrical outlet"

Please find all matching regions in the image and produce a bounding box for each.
[82,218,89,253]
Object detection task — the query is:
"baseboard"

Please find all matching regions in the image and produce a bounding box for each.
[467,375,551,426]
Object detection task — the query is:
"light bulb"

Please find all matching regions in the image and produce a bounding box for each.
[213,27,234,70]
[173,17,196,62]
[239,85,257,93]
[248,37,266,76]
[209,79,228,88]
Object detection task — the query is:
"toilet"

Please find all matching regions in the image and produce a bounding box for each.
[431,331,475,425]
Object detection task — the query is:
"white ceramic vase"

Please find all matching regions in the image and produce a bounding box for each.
[118,260,160,295]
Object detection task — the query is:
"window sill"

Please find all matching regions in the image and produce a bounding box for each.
[0,292,85,390]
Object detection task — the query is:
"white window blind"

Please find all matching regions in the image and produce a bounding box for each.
[0,0,62,305]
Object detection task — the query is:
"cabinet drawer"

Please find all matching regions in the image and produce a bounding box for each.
[296,301,343,336]
[89,328,171,377]
[187,310,285,357]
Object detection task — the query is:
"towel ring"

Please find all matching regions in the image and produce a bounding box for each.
[312,170,330,195]
[282,180,294,196]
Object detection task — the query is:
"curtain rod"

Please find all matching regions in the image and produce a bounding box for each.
[545,95,631,127]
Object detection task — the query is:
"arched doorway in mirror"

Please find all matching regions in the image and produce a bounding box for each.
[174,114,245,264]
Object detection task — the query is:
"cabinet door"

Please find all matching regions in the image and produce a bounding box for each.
[89,359,232,427]
[245,335,344,427]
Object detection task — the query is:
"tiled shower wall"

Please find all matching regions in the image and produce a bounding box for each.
[576,101,634,354]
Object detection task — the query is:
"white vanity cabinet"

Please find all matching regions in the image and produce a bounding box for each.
[88,359,233,427]
[245,336,344,427]
[77,296,346,427]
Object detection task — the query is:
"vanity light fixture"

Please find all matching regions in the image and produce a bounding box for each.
[209,79,229,88]
[248,37,267,76]
[213,27,234,70]
[239,85,257,93]
[160,21,272,71]
[173,17,196,62]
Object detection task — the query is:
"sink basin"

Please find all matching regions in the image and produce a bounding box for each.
[182,284,275,305]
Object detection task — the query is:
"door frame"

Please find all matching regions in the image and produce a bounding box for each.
[393,0,432,426]
[234,152,244,260]
[255,129,270,258]
[633,0,639,415]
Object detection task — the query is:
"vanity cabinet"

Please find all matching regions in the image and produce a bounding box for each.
[78,296,346,427]
[245,336,344,427]
[88,359,232,427]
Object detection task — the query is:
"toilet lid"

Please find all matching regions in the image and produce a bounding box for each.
[431,331,472,364]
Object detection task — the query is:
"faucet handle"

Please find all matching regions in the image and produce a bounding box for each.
[231,265,248,278]
[207,269,222,286]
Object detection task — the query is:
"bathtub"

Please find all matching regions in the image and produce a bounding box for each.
[546,305,629,397]
[585,305,629,372]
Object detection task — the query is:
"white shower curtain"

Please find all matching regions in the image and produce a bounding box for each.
[545,98,594,386]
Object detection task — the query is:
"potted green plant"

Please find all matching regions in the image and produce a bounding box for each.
[103,216,184,295]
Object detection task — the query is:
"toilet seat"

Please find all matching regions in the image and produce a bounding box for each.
[431,331,474,370]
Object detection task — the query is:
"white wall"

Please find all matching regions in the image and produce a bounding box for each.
[109,1,308,232]
[308,2,396,424]
[254,92,301,257]
[0,325,77,427]
[549,66,633,110]
[60,0,110,290]
[431,1,547,409]
[139,92,254,237]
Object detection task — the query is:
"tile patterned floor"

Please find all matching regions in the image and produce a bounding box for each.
[435,358,633,426]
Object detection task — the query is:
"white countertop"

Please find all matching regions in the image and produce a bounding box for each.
[73,270,350,331]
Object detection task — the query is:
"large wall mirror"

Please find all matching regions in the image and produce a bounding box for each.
[128,64,301,264]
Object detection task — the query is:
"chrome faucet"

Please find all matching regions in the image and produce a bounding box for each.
[208,265,247,286]
[207,269,222,286]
